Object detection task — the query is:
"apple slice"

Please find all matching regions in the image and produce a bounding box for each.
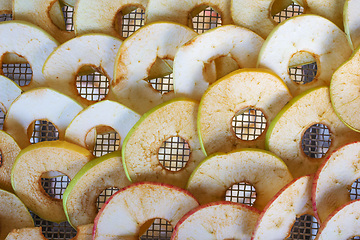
[0,130,21,192]
[186,149,293,210]
[198,68,292,156]
[266,87,360,178]
[0,21,59,91]
[0,76,22,114]
[257,14,351,97]
[112,22,197,114]
[0,0,10,13]
[173,25,264,100]
[63,151,131,228]
[0,189,34,239]
[330,46,360,132]
[3,88,83,149]
[315,199,360,239]
[11,141,94,223]
[172,201,260,239]
[13,0,74,43]
[65,100,140,152]
[252,175,314,239]
[122,99,206,188]
[344,0,360,49]
[93,182,199,239]
[313,142,360,223]
[43,34,123,107]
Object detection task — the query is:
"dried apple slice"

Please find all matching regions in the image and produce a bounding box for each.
[3,88,83,149]
[266,87,360,178]
[122,99,206,188]
[173,25,264,100]
[257,14,351,97]
[43,34,123,107]
[186,149,293,210]
[0,21,58,91]
[112,22,197,114]
[65,100,140,152]
[0,0,10,13]
[0,76,22,114]
[93,182,199,239]
[172,201,260,239]
[198,68,292,156]
[11,141,94,223]
[13,0,74,43]
[252,175,314,239]
[63,151,131,228]
[0,189,34,239]
[344,0,360,49]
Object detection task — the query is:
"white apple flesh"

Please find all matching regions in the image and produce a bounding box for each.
[0,76,22,114]
[344,0,360,49]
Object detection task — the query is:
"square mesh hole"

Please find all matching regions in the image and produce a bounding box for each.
[149,74,174,94]
[302,124,331,159]
[232,108,267,141]
[287,214,319,240]
[273,2,304,23]
[225,182,256,206]
[2,63,32,87]
[97,187,119,210]
[76,71,109,101]
[30,120,59,144]
[289,62,317,84]
[350,179,360,200]
[0,14,12,22]
[158,137,190,172]
[192,7,222,33]
[41,175,70,200]
[62,5,74,31]
[122,8,145,38]
[0,109,4,130]
[140,219,173,240]
[93,131,120,157]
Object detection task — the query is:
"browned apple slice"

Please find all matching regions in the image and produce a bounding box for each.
[93,182,199,239]
[172,201,260,239]
[11,141,94,223]
[0,76,22,114]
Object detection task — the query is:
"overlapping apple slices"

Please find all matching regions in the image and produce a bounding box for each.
[172,201,260,239]
[43,34,123,107]
[13,0,74,43]
[187,149,293,210]
[11,141,94,223]
[0,21,58,91]
[258,14,351,97]
[74,0,148,40]
[173,25,264,100]
[266,87,360,178]
[122,99,205,188]
[198,68,292,155]
[93,182,199,239]
[112,22,197,114]
[0,76,21,114]
[252,175,314,239]
[344,0,360,49]
[0,189,34,239]
[3,88,83,149]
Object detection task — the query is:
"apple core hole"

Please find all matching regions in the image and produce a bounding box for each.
[349,179,360,200]
[76,66,109,101]
[140,218,173,239]
[272,1,303,23]
[0,108,4,130]
[0,13,12,22]
[2,54,32,87]
[115,7,145,38]
[93,129,120,157]
[289,214,319,239]
[30,120,59,144]
[225,182,256,206]
[232,108,267,141]
[62,5,74,31]
[301,124,331,158]
[158,136,190,172]
[41,173,70,200]
[289,52,318,85]
[192,6,222,33]
[96,187,119,210]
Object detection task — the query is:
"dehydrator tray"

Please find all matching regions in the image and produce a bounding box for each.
[0,3,359,239]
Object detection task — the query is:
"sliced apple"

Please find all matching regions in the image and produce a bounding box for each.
[13,0,74,43]
[252,175,314,239]
[63,151,131,228]
[11,141,94,223]
[271,0,293,15]
[172,201,260,239]
[0,0,11,14]
[186,148,293,210]
[93,182,199,239]
[62,0,76,7]
[198,68,292,156]
[112,22,197,114]
[0,21,59,91]
[344,0,360,49]
[315,199,360,239]
[0,75,22,114]
[65,100,140,152]
[3,88,83,149]
[0,189,34,239]
[122,99,206,188]
[71,224,93,240]
[257,14,351,97]
[266,87,360,178]
[173,25,264,100]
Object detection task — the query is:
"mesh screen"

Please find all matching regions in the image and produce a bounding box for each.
[0,109,4,130]
[0,14,12,22]
[2,63,32,86]
[97,187,119,210]
[158,137,190,171]
[122,8,145,38]
[225,183,256,206]
[140,219,173,240]
[273,3,303,22]
[149,74,174,94]
[302,124,331,159]
[62,6,74,31]
[93,131,120,157]
[287,214,319,240]
[192,7,222,34]
[232,108,267,141]
[30,120,59,144]
[76,71,109,101]
[289,62,318,84]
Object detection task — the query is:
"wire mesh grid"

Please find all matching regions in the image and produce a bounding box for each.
[273,2,304,22]
[122,8,145,38]
[140,219,173,240]
[302,124,331,159]
[158,136,191,171]
[225,183,257,206]
[290,62,318,84]
[0,109,4,130]
[76,71,109,101]
[93,131,120,157]
[0,14,12,22]
[62,6,74,31]
[2,63,32,87]
[287,214,319,240]
[232,108,267,141]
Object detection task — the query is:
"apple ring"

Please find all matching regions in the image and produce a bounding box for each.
[198,69,292,156]
[0,76,22,114]
[112,22,197,114]
[266,87,360,178]
[344,0,360,49]
[186,149,293,210]
[11,141,94,223]
[3,88,83,149]
[257,14,351,97]
[173,25,264,100]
